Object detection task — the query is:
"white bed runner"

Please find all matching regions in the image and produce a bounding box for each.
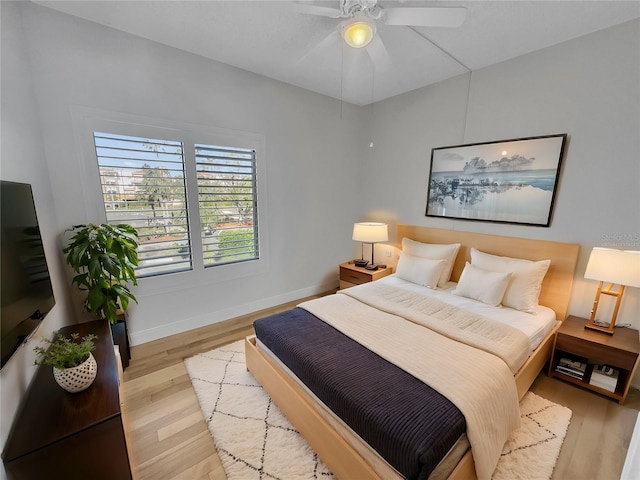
[299,284,523,480]
[341,282,531,374]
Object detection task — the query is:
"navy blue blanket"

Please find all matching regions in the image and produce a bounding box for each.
[254,307,466,480]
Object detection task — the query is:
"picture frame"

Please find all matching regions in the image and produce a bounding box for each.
[425,134,567,227]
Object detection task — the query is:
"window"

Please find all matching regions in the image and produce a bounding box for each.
[93,130,261,278]
[94,132,192,277]
[196,144,259,267]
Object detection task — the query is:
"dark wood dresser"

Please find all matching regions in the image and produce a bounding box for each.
[2,319,132,479]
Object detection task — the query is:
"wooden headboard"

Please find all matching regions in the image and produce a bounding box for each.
[395,225,580,320]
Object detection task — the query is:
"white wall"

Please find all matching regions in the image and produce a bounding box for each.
[362,19,640,376]
[0,0,76,461]
[17,2,367,345]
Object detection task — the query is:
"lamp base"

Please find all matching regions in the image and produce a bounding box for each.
[584,323,615,335]
[584,282,624,335]
[365,264,379,271]
[354,259,368,267]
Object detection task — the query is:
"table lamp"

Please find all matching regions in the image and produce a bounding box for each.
[352,222,388,269]
[584,247,640,334]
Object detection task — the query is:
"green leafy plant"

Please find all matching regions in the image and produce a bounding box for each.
[34,333,97,369]
[63,223,139,324]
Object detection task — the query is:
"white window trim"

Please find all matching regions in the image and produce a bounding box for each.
[70,106,269,293]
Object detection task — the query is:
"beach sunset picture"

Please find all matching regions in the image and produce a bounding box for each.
[426,134,567,226]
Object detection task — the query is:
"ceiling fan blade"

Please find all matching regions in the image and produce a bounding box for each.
[296,30,340,65]
[366,35,392,72]
[383,7,467,27]
[292,3,343,18]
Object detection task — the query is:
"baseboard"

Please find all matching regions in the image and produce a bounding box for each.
[128,281,337,346]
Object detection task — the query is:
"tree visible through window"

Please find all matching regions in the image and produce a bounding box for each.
[196,144,258,267]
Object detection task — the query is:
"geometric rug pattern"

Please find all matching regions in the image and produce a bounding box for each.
[185,340,334,479]
[185,340,571,480]
[493,390,572,480]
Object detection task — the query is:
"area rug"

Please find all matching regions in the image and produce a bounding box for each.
[185,340,572,480]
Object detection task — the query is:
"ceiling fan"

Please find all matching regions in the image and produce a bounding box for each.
[294,0,467,71]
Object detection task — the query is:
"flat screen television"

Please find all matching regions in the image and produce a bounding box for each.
[1,180,56,369]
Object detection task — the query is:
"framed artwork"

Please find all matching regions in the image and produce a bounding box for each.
[425,134,567,227]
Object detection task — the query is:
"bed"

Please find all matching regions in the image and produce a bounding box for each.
[245,225,580,480]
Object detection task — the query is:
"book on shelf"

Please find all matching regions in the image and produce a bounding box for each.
[555,356,587,379]
[558,357,587,372]
[589,364,619,392]
[556,365,584,380]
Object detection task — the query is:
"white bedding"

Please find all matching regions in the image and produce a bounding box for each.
[378,275,557,352]
[301,283,524,480]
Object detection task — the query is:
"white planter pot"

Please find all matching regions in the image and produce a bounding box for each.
[53,353,98,393]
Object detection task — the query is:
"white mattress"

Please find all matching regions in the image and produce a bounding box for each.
[377,275,558,352]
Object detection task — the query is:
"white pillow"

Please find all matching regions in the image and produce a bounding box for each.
[470,248,551,313]
[401,238,460,287]
[452,262,512,306]
[395,253,446,288]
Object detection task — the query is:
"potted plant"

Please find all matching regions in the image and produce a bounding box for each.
[34,332,98,393]
[63,223,139,324]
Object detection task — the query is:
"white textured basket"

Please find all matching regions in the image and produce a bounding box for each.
[53,353,98,393]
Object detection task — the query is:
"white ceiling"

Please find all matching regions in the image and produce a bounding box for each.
[34,1,640,106]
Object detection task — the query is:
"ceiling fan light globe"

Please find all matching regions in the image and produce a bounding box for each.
[342,21,375,48]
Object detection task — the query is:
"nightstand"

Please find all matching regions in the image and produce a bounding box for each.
[339,262,392,289]
[549,315,640,404]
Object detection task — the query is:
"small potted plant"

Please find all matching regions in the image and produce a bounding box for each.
[34,332,98,393]
[63,223,139,324]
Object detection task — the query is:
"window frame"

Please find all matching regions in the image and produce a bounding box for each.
[72,108,269,290]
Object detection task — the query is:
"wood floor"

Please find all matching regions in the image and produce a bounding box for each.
[121,299,640,480]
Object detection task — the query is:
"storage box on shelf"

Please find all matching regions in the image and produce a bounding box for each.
[589,365,620,392]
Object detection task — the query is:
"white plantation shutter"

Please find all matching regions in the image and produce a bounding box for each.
[195,144,259,266]
[93,127,264,279]
[94,132,192,277]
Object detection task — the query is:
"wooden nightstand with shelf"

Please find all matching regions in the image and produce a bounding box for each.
[549,315,640,404]
[339,262,392,289]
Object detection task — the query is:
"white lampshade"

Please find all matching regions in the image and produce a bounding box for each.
[584,247,640,288]
[352,223,388,243]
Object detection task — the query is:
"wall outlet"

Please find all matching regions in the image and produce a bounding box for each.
[385,248,392,258]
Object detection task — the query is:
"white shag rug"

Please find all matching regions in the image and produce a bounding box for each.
[185,340,572,480]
